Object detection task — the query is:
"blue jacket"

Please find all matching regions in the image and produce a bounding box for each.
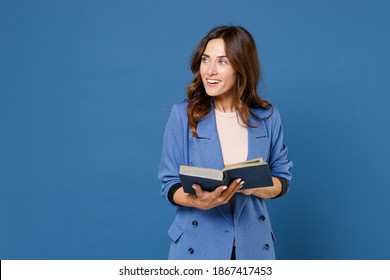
[158,102,292,259]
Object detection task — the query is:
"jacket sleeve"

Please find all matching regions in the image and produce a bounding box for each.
[268,107,293,195]
[158,104,188,205]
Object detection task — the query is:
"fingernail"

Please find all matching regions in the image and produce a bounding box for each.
[239,181,245,188]
[222,186,227,190]
[192,184,197,189]
[237,178,242,183]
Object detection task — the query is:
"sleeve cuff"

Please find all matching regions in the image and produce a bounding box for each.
[272,176,288,199]
[167,183,183,206]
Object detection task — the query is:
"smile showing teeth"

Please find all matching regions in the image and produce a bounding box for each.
[207,79,220,84]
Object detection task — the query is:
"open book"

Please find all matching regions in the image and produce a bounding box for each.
[179,158,273,194]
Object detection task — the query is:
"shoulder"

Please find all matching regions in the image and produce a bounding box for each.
[250,106,282,123]
[167,101,189,125]
[251,106,272,117]
[172,101,188,114]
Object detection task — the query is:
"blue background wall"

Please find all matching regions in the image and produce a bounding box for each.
[1,0,389,259]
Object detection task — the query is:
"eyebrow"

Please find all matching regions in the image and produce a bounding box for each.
[201,54,228,59]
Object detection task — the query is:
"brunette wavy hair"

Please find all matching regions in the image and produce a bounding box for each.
[186,25,272,137]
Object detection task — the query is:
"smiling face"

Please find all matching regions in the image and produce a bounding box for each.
[200,38,237,111]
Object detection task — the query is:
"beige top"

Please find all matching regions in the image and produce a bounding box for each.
[215,109,248,166]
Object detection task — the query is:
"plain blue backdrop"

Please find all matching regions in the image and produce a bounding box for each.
[1,0,389,259]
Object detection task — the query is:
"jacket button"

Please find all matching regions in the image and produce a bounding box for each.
[259,215,266,221]
[264,244,270,250]
[192,221,198,227]
[188,248,194,254]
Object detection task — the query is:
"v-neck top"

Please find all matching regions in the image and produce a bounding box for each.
[215,109,248,166]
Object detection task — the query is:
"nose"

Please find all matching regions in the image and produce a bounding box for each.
[207,61,217,76]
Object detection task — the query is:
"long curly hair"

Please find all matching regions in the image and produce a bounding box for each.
[186,25,272,137]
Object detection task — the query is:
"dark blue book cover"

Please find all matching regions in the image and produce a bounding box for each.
[179,159,273,194]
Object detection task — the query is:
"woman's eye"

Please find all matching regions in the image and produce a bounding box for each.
[219,59,228,65]
[201,57,209,63]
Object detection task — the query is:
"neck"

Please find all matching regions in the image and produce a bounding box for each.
[213,97,235,113]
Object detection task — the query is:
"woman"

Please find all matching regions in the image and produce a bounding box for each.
[158,25,292,260]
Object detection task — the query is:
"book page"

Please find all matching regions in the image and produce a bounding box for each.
[179,165,224,181]
[223,157,264,171]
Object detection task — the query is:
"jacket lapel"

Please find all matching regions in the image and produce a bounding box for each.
[194,110,224,168]
[194,111,234,225]
[234,116,267,222]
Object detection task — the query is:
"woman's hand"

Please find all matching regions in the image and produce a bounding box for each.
[238,177,282,198]
[173,178,244,210]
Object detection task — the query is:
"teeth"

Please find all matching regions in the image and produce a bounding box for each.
[207,79,220,84]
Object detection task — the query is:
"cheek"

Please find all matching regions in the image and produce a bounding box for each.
[231,71,237,83]
[199,65,206,77]
[221,67,235,79]
[225,72,236,87]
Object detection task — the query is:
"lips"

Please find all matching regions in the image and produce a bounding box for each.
[206,79,221,85]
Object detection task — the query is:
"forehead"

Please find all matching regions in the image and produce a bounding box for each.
[203,38,226,56]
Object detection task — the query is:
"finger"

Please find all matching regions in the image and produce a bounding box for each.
[213,185,228,196]
[228,178,244,193]
[219,179,243,202]
[192,184,205,197]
